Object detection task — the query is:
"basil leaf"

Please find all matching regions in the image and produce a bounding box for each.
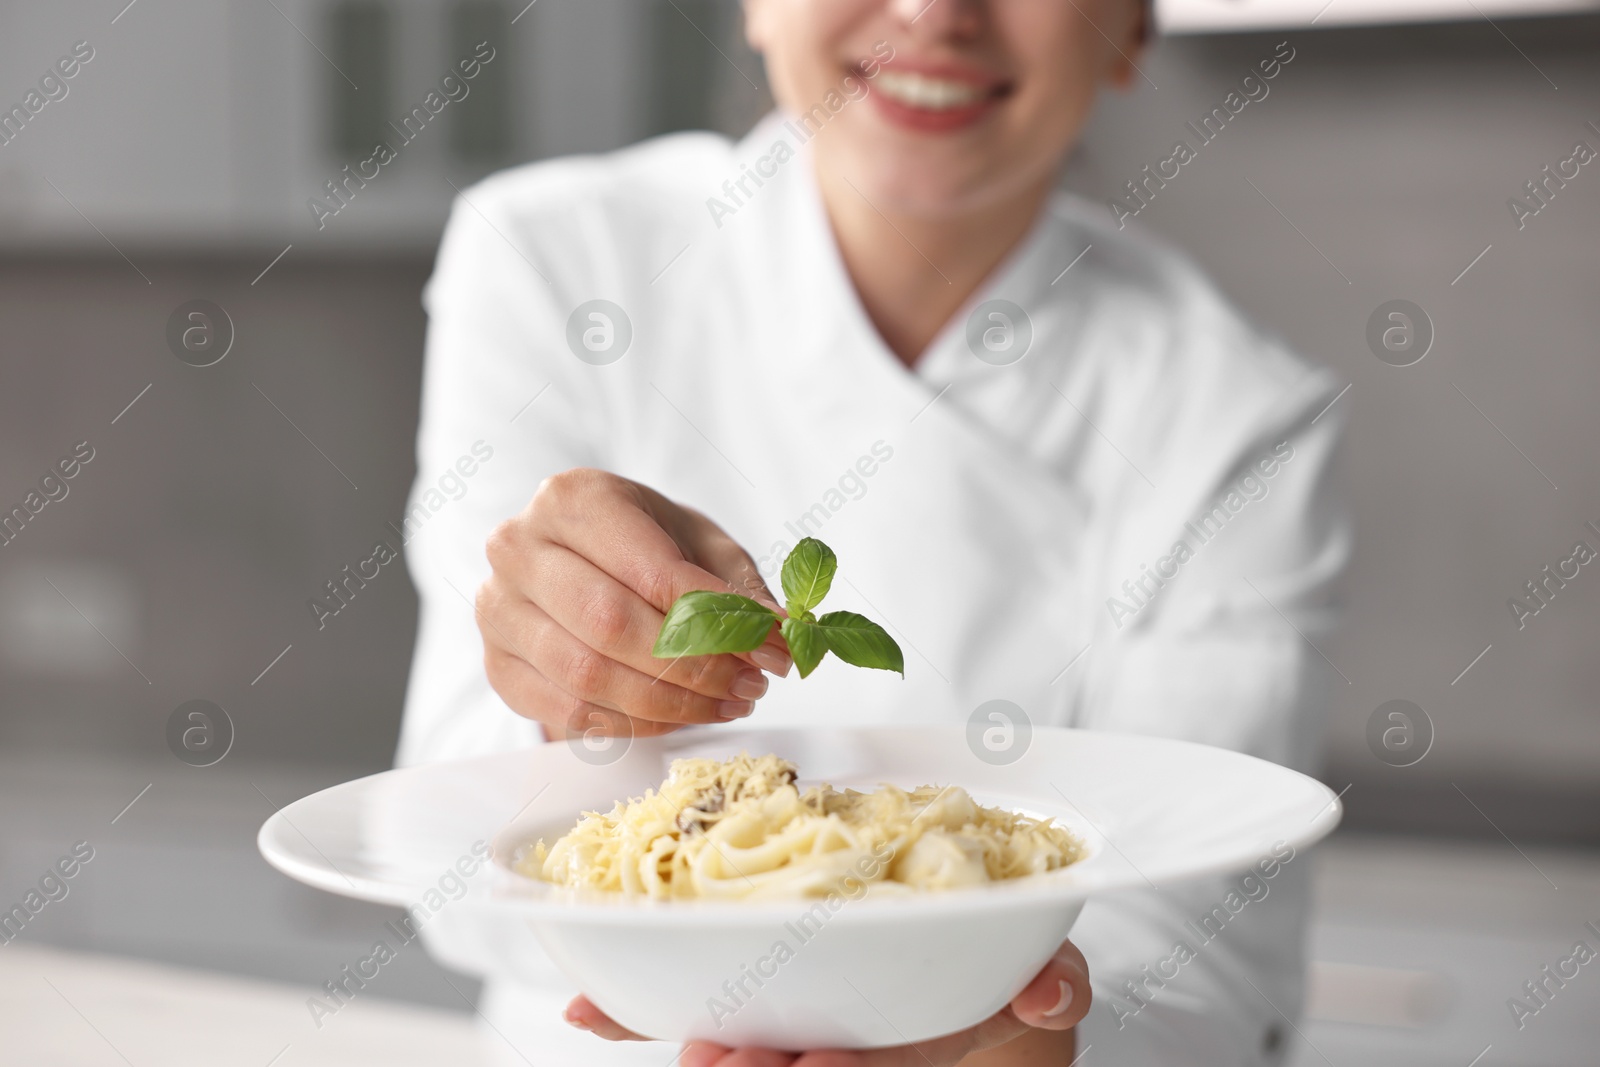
[652,591,777,658]
[780,617,828,679]
[815,611,904,676]
[780,538,837,618]
[651,538,902,684]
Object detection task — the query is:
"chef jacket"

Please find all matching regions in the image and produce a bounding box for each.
[397,111,1350,1067]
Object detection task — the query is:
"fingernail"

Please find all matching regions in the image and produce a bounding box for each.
[729,669,768,701]
[717,700,754,720]
[1043,978,1074,1017]
[562,1008,592,1031]
[750,647,791,676]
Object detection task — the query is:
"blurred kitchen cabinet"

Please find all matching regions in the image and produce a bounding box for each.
[0,0,688,252]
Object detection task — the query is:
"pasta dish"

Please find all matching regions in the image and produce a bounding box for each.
[520,753,1083,899]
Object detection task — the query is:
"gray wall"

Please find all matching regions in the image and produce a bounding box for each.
[0,256,429,766]
[1071,16,1600,838]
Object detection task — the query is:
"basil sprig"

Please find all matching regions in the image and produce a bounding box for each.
[651,537,904,678]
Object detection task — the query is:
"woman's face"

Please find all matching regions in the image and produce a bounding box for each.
[744,0,1145,217]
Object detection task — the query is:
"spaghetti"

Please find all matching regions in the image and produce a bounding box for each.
[521,753,1084,900]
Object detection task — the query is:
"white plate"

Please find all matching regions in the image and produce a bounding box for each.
[259,725,1340,1048]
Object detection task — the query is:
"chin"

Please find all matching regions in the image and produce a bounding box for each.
[836,149,1044,220]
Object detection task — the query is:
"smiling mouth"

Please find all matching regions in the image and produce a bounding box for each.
[874,70,1001,111]
[876,68,1011,112]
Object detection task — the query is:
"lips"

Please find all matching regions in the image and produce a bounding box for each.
[859,61,1012,133]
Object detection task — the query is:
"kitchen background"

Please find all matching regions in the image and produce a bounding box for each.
[0,1,1597,1065]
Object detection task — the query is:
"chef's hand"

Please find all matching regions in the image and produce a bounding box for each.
[477,468,791,741]
[560,938,1092,1067]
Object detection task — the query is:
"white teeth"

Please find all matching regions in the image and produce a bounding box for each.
[874,70,988,111]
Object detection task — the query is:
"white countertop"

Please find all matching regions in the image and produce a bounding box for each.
[0,942,492,1067]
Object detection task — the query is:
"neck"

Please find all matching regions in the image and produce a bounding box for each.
[814,164,1054,368]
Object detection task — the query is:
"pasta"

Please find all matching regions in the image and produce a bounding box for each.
[520,753,1084,900]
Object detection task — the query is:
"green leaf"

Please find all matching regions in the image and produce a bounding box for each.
[781,538,837,618]
[815,611,904,676]
[780,617,828,679]
[652,591,778,658]
[652,537,902,685]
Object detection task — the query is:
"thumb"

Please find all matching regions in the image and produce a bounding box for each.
[628,489,791,676]
[691,524,790,675]
[678,513,791,676]
[1011,938,1093,1031]
[699,538,782,610]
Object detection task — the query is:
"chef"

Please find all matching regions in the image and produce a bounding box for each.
[397,0,1349,1064]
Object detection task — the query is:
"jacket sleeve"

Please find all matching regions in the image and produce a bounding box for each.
[1070,385,1350,1067]
[396,183,607,768]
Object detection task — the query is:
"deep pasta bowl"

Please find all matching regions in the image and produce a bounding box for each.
[258,725,1341,1049]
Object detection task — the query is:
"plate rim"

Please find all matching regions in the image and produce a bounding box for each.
[257,725,1343,923]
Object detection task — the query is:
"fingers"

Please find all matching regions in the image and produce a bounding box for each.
[678,508,793,676]
[679,508,781,606]
[483,646,683,739]
[683,1045,796,1067]
[521,543,773,702]
[489,595,757,725]
[562,996,650,1042]
[480,468,794,739]
[532,471,793,676]
[562,998,799,1067]
[790,1040,955,1067]
[532,471,736,613]
[558,1003,800,1067]
[1009,937,1092,1031]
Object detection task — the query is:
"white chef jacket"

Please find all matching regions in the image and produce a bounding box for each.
[397,112,1349,1066]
